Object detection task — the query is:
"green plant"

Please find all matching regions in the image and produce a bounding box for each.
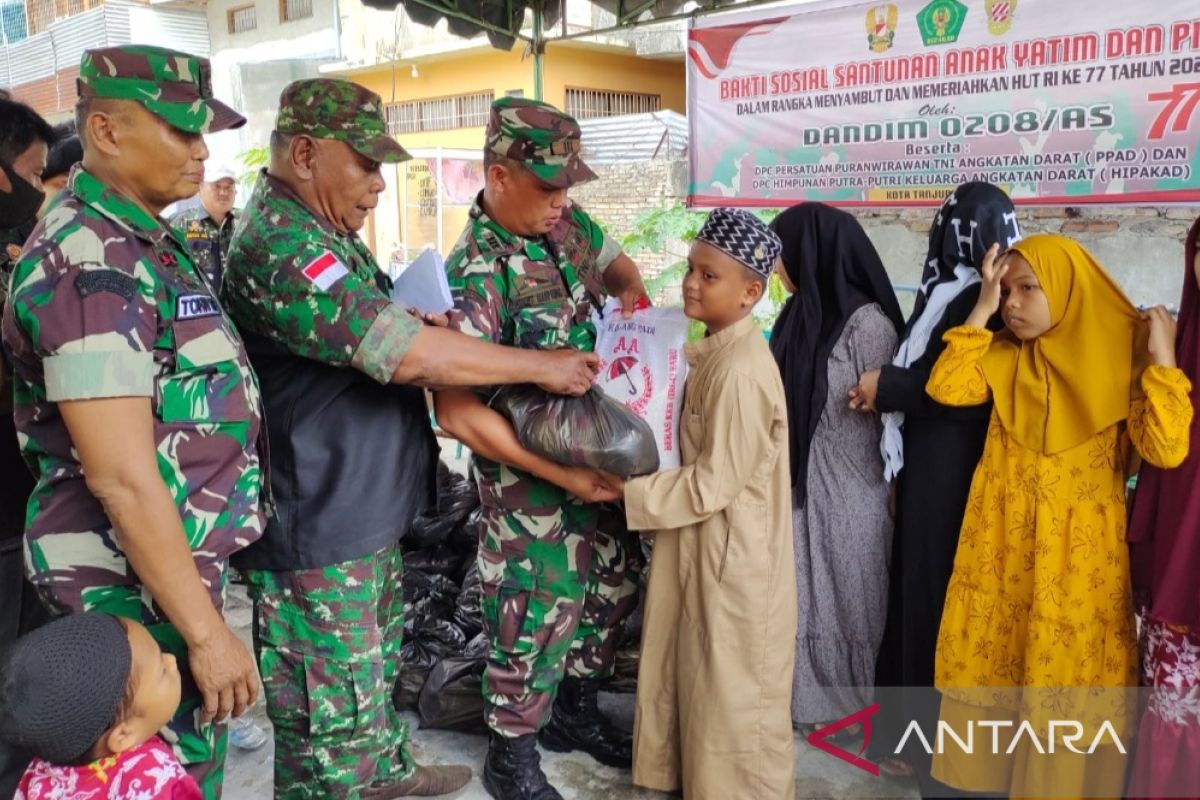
[237,145,269,186]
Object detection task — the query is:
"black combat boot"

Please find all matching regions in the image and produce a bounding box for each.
[537,676,633,768]
[482,733,563,800]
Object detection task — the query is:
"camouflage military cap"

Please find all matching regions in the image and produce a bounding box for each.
[275,79,410,164]
[77,45,245,135]
[485,97,596,189]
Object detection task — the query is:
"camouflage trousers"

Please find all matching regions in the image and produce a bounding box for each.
[36,574,230,799]
[245,544,414,800]
[478,490,640,737]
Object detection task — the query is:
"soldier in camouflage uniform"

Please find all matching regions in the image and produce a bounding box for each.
[0,45,264,799]
[169,162,238,292]
[221,79,600,800]
[433,97,650,800]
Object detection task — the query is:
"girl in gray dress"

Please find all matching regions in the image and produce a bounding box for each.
[769,203,903,732]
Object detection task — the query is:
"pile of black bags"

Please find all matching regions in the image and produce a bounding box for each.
[395,459,645,734]
[394,460,489,733]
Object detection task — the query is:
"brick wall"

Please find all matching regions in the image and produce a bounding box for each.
[9,67,79,119]
[570,159,688,276]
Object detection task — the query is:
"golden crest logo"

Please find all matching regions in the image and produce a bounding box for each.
[985,0,1016,36]
[865,4,898,53]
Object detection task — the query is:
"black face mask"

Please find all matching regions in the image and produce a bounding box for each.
[0,161,46,230]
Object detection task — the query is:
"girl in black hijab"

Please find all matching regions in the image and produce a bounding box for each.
[769,203,904,732]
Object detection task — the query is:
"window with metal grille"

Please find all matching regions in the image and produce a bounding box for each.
[227,4,256,33]
[280,0,311,22]
[23,0,101,33]
[564,87,661,120]
[385,91,494,134]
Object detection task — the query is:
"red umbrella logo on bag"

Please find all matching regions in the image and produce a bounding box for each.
[598,352,654,417]
[609,356,641,396]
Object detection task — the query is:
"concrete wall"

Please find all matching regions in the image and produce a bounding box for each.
[569,159,1200,313]
[860,205,1200,314]
[205,0,340,165]
[207,0,339,57]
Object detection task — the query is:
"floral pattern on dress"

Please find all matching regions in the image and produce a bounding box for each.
[16,737,201,800]
[1142,618,1200,726]
[926,327,1193,734]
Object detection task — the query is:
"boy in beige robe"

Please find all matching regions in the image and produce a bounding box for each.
[607,208,797,799]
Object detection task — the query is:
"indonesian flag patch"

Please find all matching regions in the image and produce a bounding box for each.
[302,251,349,291]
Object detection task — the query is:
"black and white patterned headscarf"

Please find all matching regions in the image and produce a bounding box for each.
[881,182,1021,480]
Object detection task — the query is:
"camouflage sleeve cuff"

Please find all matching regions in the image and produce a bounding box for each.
[597,233,623,272]
[44,351,155,401]
[351,304,422,384]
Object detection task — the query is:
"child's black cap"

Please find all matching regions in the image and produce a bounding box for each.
[0,612,132,764]
[696,207,784,279]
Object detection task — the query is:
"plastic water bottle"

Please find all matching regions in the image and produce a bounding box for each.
[229,716,269,750]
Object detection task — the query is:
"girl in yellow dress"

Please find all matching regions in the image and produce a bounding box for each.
[925,234,1193,797]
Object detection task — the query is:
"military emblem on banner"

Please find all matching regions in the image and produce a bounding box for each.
[865,5,898,53]
[985,0,1015,36]
[916,0,967,46]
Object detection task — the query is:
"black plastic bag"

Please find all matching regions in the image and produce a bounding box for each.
[400,638,439,672]
[404,546,467,578]
[463,631,490,658]
[402,570,460,605]
[452,563,483,639]
[412,618,467,659]
[403,571,460,647]
[439,467,480,519]
[417,657,487,733]
[490,385,659,478]
[393,666,430,711]
[448,505,482,556]
[406,461,481,550]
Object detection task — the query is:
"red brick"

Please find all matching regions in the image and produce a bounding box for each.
[1061,220,1119,234]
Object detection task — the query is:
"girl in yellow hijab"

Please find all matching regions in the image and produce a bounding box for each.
[922,234,1193,797]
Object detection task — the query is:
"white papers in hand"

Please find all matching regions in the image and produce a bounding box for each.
[391,248,453,314]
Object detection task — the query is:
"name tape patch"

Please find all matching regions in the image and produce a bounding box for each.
[176,294,222,320]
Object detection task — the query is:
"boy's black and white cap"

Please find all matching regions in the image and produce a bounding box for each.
[0,612,132,765]
[695,207,783,278]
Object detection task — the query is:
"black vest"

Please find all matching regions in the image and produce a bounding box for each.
[232,329,438,571]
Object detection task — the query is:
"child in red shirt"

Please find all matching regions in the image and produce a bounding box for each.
[1,612,201,799]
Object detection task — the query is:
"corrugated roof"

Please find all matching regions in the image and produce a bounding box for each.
[579,110,687,163]
[1,1,207,88]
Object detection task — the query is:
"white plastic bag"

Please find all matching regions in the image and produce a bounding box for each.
[592,300,690,470]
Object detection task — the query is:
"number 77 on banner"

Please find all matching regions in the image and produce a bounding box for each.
[1147,82,1200,140]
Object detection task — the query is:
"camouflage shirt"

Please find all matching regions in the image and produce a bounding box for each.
[169,206,235,292]
[222,170,421,381]
[0,166,267,611]
[445,192,620,507]
[445,193,620,352]
[222,170,436,570]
